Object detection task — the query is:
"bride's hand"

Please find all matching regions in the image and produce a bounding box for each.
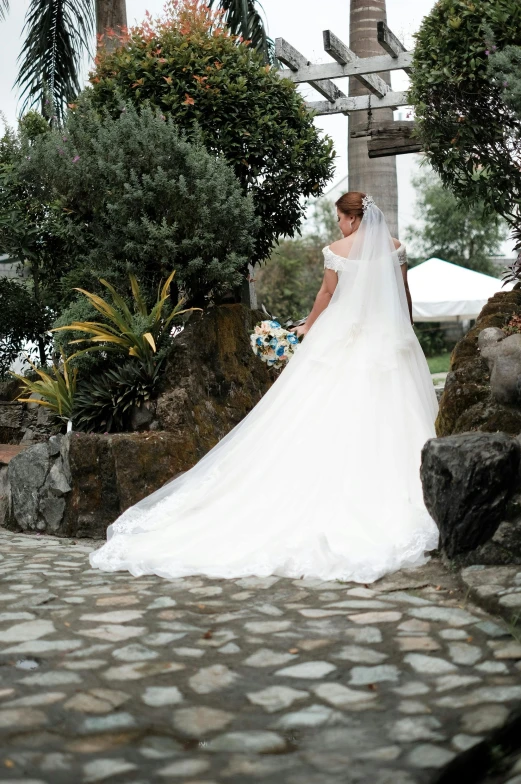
[290,324,309,339]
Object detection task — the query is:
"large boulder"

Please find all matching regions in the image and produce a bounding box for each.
[3,431,191,538]
[436,288,521,436]
[480,331,521,406]
[421,432,521,560]
[155,304,273,466]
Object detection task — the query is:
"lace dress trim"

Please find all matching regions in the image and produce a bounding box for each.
[323,243,408,271]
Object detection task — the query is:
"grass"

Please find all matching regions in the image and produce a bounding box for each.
[428,351,452,374]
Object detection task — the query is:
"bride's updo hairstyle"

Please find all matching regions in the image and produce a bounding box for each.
[335,191,366,217]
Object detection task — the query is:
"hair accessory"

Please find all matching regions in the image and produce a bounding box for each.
[362,194,375,212]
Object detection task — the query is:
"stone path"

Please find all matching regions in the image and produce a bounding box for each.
[1,528,521,784]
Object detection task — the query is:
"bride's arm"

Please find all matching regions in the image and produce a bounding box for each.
[293,270,338,338]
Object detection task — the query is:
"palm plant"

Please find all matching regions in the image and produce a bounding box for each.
[12,1,95,122]
[207,0,274,63]
[53,270,198,372]
[1,0,273,122]
[12,352,77,423]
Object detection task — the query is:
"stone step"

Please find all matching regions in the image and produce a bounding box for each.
[0,444,28,466]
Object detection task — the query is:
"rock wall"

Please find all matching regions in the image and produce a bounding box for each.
[436,288,521,436]
[154,304,274,464]
[1,305,273,456]
[0,380,56,445]
[3,432,189,538]
[1,305,275,537]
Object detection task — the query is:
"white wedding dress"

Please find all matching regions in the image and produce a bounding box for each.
[90,201,439,583]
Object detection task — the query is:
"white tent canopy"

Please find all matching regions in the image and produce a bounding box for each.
[408,257,512,322]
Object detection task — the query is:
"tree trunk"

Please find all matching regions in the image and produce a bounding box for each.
[96,0,127,53]
[349,0,399,237]
[30,263,48,367]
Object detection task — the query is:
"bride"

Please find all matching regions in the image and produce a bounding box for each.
[90,192,439,584]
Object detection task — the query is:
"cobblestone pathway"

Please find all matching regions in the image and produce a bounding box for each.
[1,528,521,784]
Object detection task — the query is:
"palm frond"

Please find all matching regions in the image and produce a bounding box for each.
[0,0,9,22]
[208,0,274,63]
[16,0,94,122]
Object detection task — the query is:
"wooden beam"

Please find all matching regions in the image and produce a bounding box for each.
[366,121,422,158]
[377,21,412,74]
[322,30,389,99]
[275,37,346,104]
[278,51,413,85]
[307,91,409,116]
[377,21,407,57]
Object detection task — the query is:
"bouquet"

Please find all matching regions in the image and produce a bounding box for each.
[250,320,299,369]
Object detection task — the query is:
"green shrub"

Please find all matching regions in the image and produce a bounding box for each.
[22,103,257,306]
[409,0,521,255]
[85,0,335,263]
[414,322,449,358]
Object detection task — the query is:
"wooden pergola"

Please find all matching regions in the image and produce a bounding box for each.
[275,22,420,158]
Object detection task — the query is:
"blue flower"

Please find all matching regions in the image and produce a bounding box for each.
[269,320,281,328]
[256,337,263,346]
[276,345,285,356]
[287,334,298,344]
[269,338,278,348]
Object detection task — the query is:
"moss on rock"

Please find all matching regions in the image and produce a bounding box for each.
[155,304,274,470]
[436,288,521,436]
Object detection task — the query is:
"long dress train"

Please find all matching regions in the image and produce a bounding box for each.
[89,203,439,583]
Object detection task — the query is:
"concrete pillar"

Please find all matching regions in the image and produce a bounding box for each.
[349,0,399,238]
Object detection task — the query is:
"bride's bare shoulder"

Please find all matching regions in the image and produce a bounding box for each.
[328,237,353,255]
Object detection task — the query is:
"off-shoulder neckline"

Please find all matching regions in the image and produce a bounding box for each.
[324,242,404,261]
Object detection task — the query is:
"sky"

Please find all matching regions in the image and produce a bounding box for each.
[0,0,515,254]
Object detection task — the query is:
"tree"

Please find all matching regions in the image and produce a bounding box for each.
[255,199,341,321]
[0,279,52,378]
[405,171,508,275]
[489,45,521,118]
[409,0,521,264]
[207,0,274,63]
[86,1,335,265]
[0,112,70,366]
[13,0,95,123]
[21,102,258,307]
[1,0,272,121]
